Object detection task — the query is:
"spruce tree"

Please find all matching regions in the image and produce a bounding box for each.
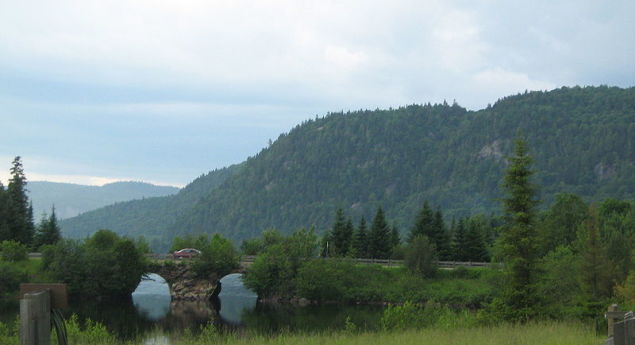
[0,182,9,242]
[433,210,452,260]
[7,157,34,245]
[35,206,62,248]
[451,218,468,261]
[368,207,391,259]
[352,217,368,258]
[464,218,489,262]
[330,208,352,256]
[409,202,434,242]
[498,138,540,321]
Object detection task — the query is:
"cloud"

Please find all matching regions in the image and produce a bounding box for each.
[0,0,633,185]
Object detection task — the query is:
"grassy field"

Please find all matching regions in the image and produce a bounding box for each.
[0,317,603,345]
[172,322,603,345]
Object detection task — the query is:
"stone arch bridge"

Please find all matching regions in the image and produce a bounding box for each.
[145,261,246,300]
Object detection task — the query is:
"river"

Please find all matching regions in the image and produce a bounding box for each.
[2,273,384,341]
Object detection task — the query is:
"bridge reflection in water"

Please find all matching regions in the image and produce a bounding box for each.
[131,273,257,328]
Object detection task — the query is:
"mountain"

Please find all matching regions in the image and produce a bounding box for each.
[28,181,180,219]
[59,165,241,248]
[60,86,635,247]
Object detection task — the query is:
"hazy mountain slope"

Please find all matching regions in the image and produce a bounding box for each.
[59,165,242,245]
[62,86,635,245]
[28,181,179,219]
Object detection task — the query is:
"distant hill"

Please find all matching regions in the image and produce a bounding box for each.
[59,165,241,248]
[61,86,635,248]
[28,181,180,219]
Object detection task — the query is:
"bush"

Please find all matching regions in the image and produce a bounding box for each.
[404,235,437,278]
[0,262,27,300]
[0,241,28,262]
[192,234,239,278]
[43,230,146,298]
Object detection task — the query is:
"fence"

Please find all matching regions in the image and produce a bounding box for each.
[606,304,635,345]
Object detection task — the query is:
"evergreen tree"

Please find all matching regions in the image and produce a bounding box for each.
[409,202,434,242]
[390,224,400,250]
[577,207,612,302]
[0,182,9,242]
[368,207,391,259]
[35,206,61,248]
[351,217,368,258]
[451,218,468,261]
[498,138,540,321]
[7,157,34,246]
[464,218,489,262]
[330,208,352,256]
[433,210,452,260]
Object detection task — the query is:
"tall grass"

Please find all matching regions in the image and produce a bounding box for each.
[175,322,601,345]
[0,314,602,345]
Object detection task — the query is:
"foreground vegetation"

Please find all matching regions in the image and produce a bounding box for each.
[0,315,602,345]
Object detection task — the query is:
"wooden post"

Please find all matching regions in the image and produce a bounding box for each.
[20,290,51,345]
[609,304,620,337]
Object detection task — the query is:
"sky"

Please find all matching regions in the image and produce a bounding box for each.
[1,0,634,187]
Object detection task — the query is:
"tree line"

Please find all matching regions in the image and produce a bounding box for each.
[0,156,61,250]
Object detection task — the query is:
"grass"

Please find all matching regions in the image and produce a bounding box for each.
[0,313,602,345]
[173,321,602,345]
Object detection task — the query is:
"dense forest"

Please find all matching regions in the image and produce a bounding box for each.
[28,181,179,219]
[60,86,635,247]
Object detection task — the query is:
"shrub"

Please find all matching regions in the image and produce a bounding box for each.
[0,240,28,262]
[404,235,437,278]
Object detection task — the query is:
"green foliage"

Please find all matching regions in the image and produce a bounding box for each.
[539,193,588,255]
[42,230,146,298]
[536,246,584,318]
[381,301,427,330]
[0,262,27,301]
[243,228,318,297]
[404,235,437,278]
[351,217,368,258]
[34,207,62,249]
[498,138,541,321]
[0,240,28,262]
[192,233,239,278]
[368,208,391,259]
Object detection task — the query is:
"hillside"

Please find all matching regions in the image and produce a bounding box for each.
[28,181,179,219]
[59,165,241,248]
[61,86,635,247]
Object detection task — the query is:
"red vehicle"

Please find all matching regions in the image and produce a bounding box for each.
[173,248,201,259]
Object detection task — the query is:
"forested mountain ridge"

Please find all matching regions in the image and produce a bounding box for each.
[28,181,179,219]
[61,86,635,246]
[60,165,241,247]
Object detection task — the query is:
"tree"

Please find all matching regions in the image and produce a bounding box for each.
[6,157,34,246]
[404,235,437,278]
[577,207,612,302]
[539,193,588,254]
[451,218,468,261]
[0,182,10,242]
[34,206,61,248]
[368,207,391,259]
[408,202,434,242]
[390,224,401,255]
[432,210,451,260]
[498,138,540,321]
[351,217,368,258]
[330,209,353,257]
[464,217,489,262]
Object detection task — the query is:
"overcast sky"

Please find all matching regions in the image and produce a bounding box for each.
[1,0,634,187]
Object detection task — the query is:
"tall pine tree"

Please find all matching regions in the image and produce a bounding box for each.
[330,208,352,257]
[352,217,368,258]
[498,138,540,321]
[368,207,391,259]
[7,157,34,246]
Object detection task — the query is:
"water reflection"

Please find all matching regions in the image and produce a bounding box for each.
[44,272,384,340]
[132,274,171,321]
[218,273,257,326]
